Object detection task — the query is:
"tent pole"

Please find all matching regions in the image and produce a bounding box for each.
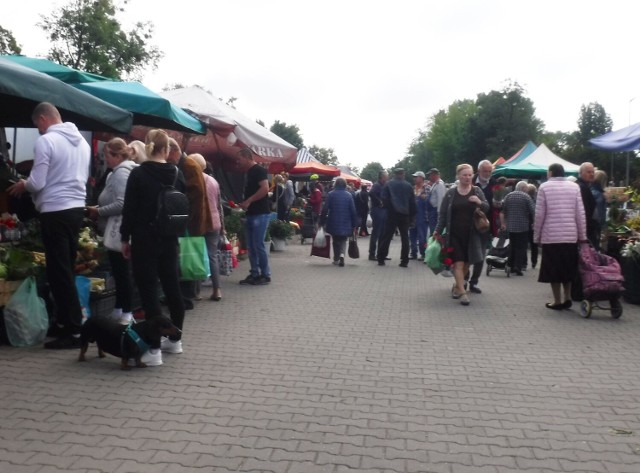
[626,152,630,186]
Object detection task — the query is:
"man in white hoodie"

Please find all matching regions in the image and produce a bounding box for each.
[9,102,90,349]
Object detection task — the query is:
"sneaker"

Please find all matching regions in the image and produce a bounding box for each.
[119,312,133,324]
[332,260,340,266]
[141,349,163,366]
[399,262,408,268]
[339,255,345,267]
[44,335,81,349]
[256,275,271,285]
[468,284,482,294]
[161,337,183,354]
[110,308,123,319]
[239,274,259,285]
[368,255,376,261]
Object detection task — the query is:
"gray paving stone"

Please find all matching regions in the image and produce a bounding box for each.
[2,240,640,473]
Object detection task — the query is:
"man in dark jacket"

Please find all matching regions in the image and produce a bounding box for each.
[368,170,388,260]
[465,160,497,293]
[577,162,598,247]
[377,168,417,267]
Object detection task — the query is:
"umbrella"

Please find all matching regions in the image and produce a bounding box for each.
[1,54,110,84]
[73,81,206,134]
[289,160,341,180]
[0,57,132,133]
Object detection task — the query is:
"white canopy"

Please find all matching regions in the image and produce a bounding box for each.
[493,143,579,177]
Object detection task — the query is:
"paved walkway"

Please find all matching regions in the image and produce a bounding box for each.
[2,238,640,473]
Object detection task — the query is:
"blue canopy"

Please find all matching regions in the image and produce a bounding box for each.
[73,81,206,135]
[1,55,110,84]
[589,122,640,152]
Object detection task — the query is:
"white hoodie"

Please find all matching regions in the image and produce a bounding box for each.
[25,122,90,213]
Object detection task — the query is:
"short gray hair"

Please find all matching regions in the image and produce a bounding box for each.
[515,180,529,192]
[334,177,347,188]
[478,159,493,170]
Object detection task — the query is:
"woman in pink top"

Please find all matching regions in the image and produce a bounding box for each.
[534,163,587,310]
[188,154,224,301]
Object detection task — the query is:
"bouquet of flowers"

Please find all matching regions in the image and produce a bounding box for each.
[621,239,640,261]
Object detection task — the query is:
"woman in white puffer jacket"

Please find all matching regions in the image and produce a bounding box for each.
[534,163,587,310]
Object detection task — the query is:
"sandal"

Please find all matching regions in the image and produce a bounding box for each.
[209,290,222,302]
[545,302,564,310]
[460,293,470,306]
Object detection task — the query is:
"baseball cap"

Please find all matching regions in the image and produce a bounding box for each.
[427,168,440,175]
[412,171,426,178]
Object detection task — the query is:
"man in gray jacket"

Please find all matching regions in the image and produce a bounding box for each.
[377,168,417,267]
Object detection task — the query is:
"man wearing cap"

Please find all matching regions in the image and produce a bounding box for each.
[368,170,389,261]
[426,168,446,236]
[409,171,429,260]
[378,168,416,267]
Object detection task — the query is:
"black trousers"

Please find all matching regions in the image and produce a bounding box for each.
[377,211,410,264]
[39,208,84,335]
[508,231,528,271]
[528,228,538,268]
[131,235,184,346]
[107,250,133,313]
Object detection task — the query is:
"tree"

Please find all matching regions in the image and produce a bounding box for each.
[309,145,338,166]
[360,162,385,182]
[39,0,162,79]
[270,120,304,149]
[0,26,21,54]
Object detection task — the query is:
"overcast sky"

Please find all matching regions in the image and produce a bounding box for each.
[3,0,639,169]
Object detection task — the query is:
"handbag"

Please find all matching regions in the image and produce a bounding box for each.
[218,236,233,276]
[103,214,123,252]
[348,234,360,259]
[310,233,331,258]
[4,277,49,347]
[179,234,211,281]
[473,207,490,233]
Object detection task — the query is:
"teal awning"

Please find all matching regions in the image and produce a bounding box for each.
[73,81,206,135]
[1,54,111,84]
[0,57,132,133]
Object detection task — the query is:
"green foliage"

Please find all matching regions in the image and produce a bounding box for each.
[269,219,294,239]
[270,121,304,149]
[309,145,338,166]
[360,162,385,182]
[0,25,22,54]
[223,210,244,239]
[39,0,162,80]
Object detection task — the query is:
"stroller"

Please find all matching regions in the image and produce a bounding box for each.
[485,231,510,277]
[577,244,624,318]
[300,201,316,244]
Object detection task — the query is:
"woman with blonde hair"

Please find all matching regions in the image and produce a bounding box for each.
[188,154,224,301]
[433,164,489,306]
[128,140,147,164]
[120,129,186,365]
[86,137,137,323]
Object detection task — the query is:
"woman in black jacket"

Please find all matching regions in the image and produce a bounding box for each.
[121,129,186,366]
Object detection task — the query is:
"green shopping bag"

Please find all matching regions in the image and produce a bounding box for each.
[179,235,211,281]
[424,235,444,274]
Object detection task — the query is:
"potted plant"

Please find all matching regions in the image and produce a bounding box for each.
[269,219,294,251]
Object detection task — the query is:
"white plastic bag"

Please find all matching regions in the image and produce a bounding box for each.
[103,214,123,252]
[313,227,326,248]
[4,277,49,347]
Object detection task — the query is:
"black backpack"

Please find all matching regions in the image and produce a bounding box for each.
[154,167,189,236]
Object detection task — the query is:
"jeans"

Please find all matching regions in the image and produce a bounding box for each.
[245,213,271,278]
[39,208,84,335]
[378,211,411,264]
[368,206,387,258]
[205,231,221,290]
[426,207,438,237]
[409,218,428,257]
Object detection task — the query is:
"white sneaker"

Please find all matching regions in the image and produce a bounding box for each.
[119,312,133,324]
[440,269,454,278]
[140,349,163,366]
[161,337,183,354]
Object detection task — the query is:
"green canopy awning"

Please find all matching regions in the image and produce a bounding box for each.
[1,55,111,84]
[74,81,206,135]
[0,57,132,133]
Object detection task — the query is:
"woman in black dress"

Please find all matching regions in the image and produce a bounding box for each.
[433,164,489,306]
